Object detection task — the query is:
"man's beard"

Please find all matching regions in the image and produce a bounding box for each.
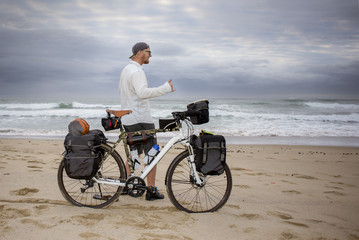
[142,55,150,64]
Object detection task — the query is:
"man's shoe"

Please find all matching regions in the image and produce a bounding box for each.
[146,186,164,201]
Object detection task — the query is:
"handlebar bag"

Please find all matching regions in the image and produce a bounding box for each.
[187,100,209,124]
[194,134,226,175]
[63,131,103,179]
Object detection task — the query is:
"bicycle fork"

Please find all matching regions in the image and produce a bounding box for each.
[187,146,205,187]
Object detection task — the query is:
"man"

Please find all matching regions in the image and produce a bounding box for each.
[119,42,175,200]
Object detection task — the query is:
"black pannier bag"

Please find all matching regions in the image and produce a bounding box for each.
[63,130,104,179]
[88,129,107,156]
[194,134,226,175]
[88,129,107,144]
[187,100,209,125]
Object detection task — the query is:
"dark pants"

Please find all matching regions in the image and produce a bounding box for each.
[124,123,157,155]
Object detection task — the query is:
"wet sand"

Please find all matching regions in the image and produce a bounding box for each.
[0,138,358,240]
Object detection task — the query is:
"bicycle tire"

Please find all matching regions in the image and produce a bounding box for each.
[57,143,127,208]
[166,150,232,213]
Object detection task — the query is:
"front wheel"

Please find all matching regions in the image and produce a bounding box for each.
[166,150,232,213]
[57,143,127,208]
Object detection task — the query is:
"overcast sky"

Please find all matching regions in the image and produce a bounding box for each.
[1,0,359,100]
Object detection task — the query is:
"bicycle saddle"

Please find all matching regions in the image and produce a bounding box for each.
[106,109,132,118]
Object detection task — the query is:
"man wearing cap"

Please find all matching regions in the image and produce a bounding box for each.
[119,42,175,200]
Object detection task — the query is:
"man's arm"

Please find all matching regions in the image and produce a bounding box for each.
[132,72,173,99]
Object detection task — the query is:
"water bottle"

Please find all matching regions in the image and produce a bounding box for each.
[143,144,160,165]
[130,146,141,170]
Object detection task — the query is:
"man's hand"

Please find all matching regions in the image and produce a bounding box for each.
[168,79,176,92]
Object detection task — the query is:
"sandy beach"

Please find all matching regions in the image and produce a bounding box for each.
[0,138,358,240]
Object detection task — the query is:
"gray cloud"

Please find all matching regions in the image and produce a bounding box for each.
[0,0,358,99]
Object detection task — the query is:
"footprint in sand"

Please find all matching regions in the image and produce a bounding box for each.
[235,213,261,220]
[33,205,50,214]
[243,214,261,220]
[27,165,43,172]
[10,188,39,196]
[78,232,103,239]
[226,204,241,210]
[324,191,345,196]
[21,218,53,229]
[0,159,8,164]
[1,207,31,218]
[284,221,309,228]
[72,213,106,226]
[267,211,293,220]
[142,232,189,240]
[27,165,42,169]
[291,174,317,180]
[28,160,45,165]
[325,185,344,190]
[330,181,356,188]
[280,230,299,239]
[281,190,301,195]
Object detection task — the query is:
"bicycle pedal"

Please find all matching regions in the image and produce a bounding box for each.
[93,194,111,201]
[135,185,150,191]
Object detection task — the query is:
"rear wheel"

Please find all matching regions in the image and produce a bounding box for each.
[57,143,126,208]
[166,150,232,213]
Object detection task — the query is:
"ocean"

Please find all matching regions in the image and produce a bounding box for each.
[1,98,359,146]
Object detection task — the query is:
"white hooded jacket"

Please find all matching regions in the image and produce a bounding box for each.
[119,61,172,125]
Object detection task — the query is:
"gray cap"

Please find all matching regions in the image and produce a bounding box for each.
[129,42,150,59]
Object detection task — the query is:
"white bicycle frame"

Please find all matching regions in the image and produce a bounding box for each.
[93,119,204,187]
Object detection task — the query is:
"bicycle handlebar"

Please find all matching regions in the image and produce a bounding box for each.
[172,110,202,120]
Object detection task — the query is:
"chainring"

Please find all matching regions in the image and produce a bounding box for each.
[125,176,146,197]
